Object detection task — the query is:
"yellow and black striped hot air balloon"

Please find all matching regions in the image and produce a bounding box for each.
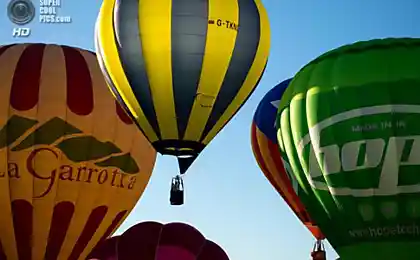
[95,0,270,204]
[0,43,156,260]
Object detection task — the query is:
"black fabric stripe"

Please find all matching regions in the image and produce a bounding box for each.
[171,0,209,139]
[200,0,261,141]
[201,60,267,140]
[114,0,161,139]
[94,29,149,141]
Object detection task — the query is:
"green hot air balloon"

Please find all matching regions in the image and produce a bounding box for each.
[276,38,420,260]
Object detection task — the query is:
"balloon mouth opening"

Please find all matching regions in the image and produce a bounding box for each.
[152,140,205,156]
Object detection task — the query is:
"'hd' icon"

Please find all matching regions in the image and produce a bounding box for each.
[12,27,31,37]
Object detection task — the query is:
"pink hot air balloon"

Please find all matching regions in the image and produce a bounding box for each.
[88,236,118,260]
[88,222,229,260]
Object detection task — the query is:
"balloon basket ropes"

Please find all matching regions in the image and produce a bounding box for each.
[311,240,326,260]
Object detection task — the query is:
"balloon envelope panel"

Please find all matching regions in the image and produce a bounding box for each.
[89,221,229,260]
[276,38,420,259]
[196,240,230,260]
[156,246,195,260]
[0,43,156,260]
[251,79,323,239]
[253,79,291,142]
[87,236,118,260]
[95,0,270,173]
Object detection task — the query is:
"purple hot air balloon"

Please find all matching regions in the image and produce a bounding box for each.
[88,222,229,260]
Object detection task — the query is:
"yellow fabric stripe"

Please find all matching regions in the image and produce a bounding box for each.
[96,0,158,142]
[202,0,270,144]
[80,133,156,258]
[8,49,38,201]
[183,0,239,141]
[7,45,41,259]
[75,49,122,260]
[56,50,98,259]
[57,49,120,259]
[139,0,178,140]
[0,44,26,260]
[31,45,68,260]
[80,133,156,259]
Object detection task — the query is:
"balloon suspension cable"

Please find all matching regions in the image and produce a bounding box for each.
[173,174,183,181]
[176,153,198,175]
[314,239,324,251]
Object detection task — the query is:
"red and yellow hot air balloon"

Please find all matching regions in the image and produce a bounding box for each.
[251,79,325,257]
[88,221,229,260]
[0,43,156,260]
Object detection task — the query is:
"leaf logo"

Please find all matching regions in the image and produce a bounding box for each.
[0,115,139,174]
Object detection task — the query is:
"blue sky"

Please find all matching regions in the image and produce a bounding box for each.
[1,0,420,259]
